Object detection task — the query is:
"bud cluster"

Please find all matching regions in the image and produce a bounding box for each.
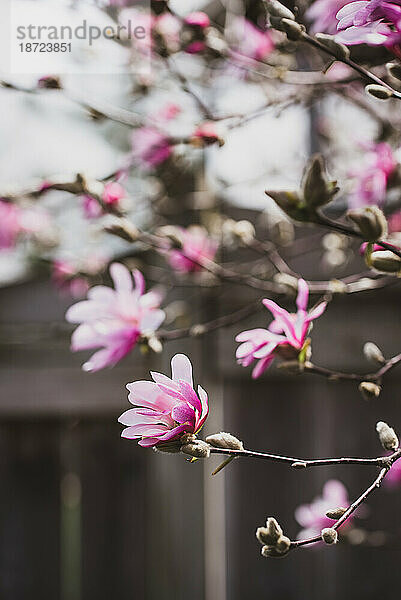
[256,517,291,558]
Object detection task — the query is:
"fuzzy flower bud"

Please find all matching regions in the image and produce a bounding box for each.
[365,84,393,100]
[321,527,338,544]
[301,154,338,209]
[387,62,401,81]
[38,75,62,89]
[206,432,244,451]
[261,536,291,558]
[181,440,211,459]
[266,0,295,21]
[280,18,305,40]
[376,421,399,451]
[326,507,347,519]
[347,206,388,242]
[266,189,319,223]
[359,381,381,400]
[370,251,401,273]
[363,342,385,365]
[315,34,350,60]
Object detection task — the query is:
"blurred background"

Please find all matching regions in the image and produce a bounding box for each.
[0,1,401,599]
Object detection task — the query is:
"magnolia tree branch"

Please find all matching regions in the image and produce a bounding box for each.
[304,352,401,382]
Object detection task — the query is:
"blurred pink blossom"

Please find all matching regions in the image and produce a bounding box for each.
[384,456,401,486]
[0,201,22,249]
[306,0,350,33]
[192,122,221,146]
[132,127,172,168]
[119,353,209,448]
[167,226,218,272]
[0,200,51,249]
[183,11,210,53]
[295,480,351,539]
[83,182,126,218]
[236,279,327,378]
[52,260,90,299]
[66,263,165,372]
[335,0,401,52]
[349,143,397,208]
[230,17,275,64]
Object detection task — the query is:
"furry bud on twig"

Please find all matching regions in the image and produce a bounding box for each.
[365,84,393,100]
[347,206,387,242]
[376,421,399,451]
[326,507,347,520]
[181,440,211,459]
[256,517,283,545]
[370,251,401,273]
[265,0,295,20]
[321,528,338,544]
[206,432,244,451]
[301,154,338,209]
[279,19,304,40]
[256,517,291,557]
[386,62,401,81]
[266,190,316,223]
[359,381,381,400]
[261,536,291,558]
[363,342,385,365]
[315,33,350,60]
[291,461,307,469]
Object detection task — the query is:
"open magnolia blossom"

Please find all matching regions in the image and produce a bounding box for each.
[119,353,209,448]
[236,279,327,378]
[349,143,397,208]
[66,263,165,372]
[295,480,351,539]
[335,0,401,52]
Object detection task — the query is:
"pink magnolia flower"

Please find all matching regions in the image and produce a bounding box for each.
[132,127,172,168]
[295,480,351,539]
[335,0,401,52]
[306,0,350,33]
[384,456,401,486]
[83,182,126,218]
[118,353,209,448]
[349,143,397,208]
[167,226,218,272]
[236,279,327,378]
[0,200,51,249]
[0,200,22,249]
[52,260,89,298]
[182,11,210,53]
[229,17,275,64]
[66,263,165,372]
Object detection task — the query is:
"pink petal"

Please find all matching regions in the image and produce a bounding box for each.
[262,300,298,345]
[127,380,177,411]
[171,353,193,386]
[133,269,145,296]
[296,279,309,312]
[83,347,118,372]
[171,402,195,424]
[196,385,209,428]
[308,301,327,320]
[110,262,133,293]
[139,309,165,333]
[118,408,171,427]
[252,355,274,378]
[121,423,169,438]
